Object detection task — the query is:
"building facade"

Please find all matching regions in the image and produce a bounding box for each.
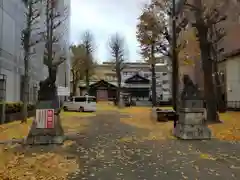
[78,62,172,101]
[0,0,71,103]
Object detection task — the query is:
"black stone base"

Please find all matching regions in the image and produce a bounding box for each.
[25,135,65,145]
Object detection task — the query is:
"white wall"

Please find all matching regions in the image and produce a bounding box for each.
[0,0,25,102]
[226,56,240,102]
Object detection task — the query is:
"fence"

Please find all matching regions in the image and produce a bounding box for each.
[227,101,240,111]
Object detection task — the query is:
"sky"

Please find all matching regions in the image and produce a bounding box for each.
[70,0,150,63]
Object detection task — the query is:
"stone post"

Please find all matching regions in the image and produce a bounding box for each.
[118,92,125,108]
[26,100,64,145]
[174,75,211,140]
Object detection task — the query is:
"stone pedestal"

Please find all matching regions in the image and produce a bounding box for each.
[25,101,65,145]
[151,108,168,122]
[175,107,211,140]
[118,94,125,108]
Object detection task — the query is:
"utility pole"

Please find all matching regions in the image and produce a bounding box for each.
[172,0,179,112]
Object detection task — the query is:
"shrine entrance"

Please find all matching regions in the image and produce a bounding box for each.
[88,80,117,101]
[123,73,150,98]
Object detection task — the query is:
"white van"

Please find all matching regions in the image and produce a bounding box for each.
[63,96,96,112]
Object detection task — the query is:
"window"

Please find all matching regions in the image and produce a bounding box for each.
[162,88,169,92]
[162,80,169,84]
[0,74,6,101]
[144,74,149,78]
[156,73,161,78]
[74,97,86,102]
[162,72,167,76]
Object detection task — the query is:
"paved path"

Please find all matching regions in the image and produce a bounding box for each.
[67,111,240,180]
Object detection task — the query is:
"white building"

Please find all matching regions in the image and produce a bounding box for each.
[0,0,71,102]
[78,62,172,101]
[218,52,240,108]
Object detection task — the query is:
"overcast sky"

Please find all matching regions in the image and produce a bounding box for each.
[70,0,150,63]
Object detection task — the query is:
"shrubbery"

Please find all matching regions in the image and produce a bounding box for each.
[0,102,36,114]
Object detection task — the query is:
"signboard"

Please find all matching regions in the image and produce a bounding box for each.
[57,86,70,96]
[35,109,55,129]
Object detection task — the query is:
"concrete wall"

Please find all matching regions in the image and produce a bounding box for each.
[0,0,71,102]
[0,0,25,102]
[225,56,240,102]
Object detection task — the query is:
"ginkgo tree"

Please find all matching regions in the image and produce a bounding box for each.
[183,0,228,122]
[136,5,163,106]
[70,44,86,96]
[137,0,186,107]
[80,31,96,94]
[70,32,96,96]
[108,33,127,105]
[21,0,41,123]
[38,0,69,101]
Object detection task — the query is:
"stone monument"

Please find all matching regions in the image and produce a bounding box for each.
[174,75,211,140]
[118,92,125,108]
[26,67,65,145]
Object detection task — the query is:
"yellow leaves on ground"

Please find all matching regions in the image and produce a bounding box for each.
[61,116,90,134]
[61,111,96,118]
[0,111,93,142]
[120,107,175,141]
[209,112,240,141]
[0,111,89,180]
[199,153,216,160]
[0,150,78,180]
[119,106,240,142]
[0,119,32,141]
[97,101,118,111]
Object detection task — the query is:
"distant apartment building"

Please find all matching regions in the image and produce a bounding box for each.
[0,0,71,102]
[77,62,172,101]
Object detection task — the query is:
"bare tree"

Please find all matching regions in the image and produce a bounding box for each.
[21,0,41,123]
[109,33,126,105]
[81,31,95,94]
[38,0,69,101]
[70,44,85,96]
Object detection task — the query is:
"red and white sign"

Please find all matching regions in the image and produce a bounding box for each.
[35,109,55,129]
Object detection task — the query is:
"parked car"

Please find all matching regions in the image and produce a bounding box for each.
[63,95,96,112]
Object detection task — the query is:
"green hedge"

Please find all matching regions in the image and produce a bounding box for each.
[0,102,36,114]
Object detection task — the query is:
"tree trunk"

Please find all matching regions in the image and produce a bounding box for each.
[193,0,218,122]
[151,64,157,107]
[117,84,121,106]
[22,73,29,123]
[116,64,122,104]
[85,69,89,94]
[193,0,219,122]
[151,44,157,107]
[72,82,77,96]
[210,24,224,112]
[171,0,179,111]
[213,60,224,111]
[21,1,33,123]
